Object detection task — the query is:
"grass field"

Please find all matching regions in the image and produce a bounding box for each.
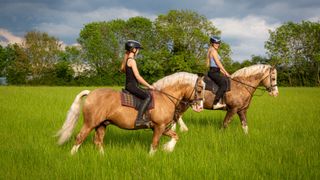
[0,86,319,179]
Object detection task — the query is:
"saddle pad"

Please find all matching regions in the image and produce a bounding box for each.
[204,75,231,93]
[120,90,155,110]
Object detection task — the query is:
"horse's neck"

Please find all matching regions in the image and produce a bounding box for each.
[233,73,265,94]
[160,83,192,102]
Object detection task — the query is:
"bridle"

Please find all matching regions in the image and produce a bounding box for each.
[264,68,278,93]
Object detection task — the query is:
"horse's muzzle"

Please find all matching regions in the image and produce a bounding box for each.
[191,101,204,112]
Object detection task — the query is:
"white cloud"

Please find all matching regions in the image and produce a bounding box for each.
[0,28,24,46]
[34,7,156,44]
[211,16,280,61]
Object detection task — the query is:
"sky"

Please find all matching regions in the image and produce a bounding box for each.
[0,0,319,61]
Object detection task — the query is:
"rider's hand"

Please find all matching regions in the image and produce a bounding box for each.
[225,72,231,78]
[148,85,155,90]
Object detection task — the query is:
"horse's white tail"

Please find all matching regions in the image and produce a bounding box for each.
[55,90,90,145]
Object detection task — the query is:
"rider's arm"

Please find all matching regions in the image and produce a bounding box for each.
[212,50,230,77]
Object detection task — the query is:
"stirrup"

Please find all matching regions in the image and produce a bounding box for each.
[213,102,226,109]
[135,115,151,129]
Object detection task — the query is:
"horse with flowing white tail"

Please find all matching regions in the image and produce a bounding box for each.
[173,64,279,134]
[56,72,205,155]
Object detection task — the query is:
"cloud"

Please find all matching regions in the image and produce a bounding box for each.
[0,28,24,46]
[33,7,157,44]
[211,16,280,61]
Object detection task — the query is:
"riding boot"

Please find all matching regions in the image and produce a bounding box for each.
[213,98,226,109]
[135,95,151,129]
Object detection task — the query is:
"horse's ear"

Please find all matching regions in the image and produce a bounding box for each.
[197,73,204,77]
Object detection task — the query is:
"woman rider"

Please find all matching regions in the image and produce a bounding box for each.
[120,40,155,128]
[206,36,231,109]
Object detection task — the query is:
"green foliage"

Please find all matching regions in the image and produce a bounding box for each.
[6,44,30,84]
[154,10,225,75]
[265,21,320,86]
[53,61,74,85]
[24,31,62,80]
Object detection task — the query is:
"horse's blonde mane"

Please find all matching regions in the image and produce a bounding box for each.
[231,64,271,78]
[153,72,198,90]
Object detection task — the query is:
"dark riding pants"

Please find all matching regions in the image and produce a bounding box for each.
[125,83,150,100]
[208,67,228,105]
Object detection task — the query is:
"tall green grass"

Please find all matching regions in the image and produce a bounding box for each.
[0,86,319,179]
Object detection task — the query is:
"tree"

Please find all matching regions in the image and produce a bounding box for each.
[24,31,62,83]
[78,17,159,85]
[6,44,30,84]
[154,10,231,75]
[265,21,320,86]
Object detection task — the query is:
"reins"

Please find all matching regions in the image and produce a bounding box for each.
[228,68,277,97]
[155,76,203,109]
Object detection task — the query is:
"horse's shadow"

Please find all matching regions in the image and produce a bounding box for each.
[180,111,240,129]
[71,127,154,150]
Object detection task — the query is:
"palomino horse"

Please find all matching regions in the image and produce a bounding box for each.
[56,72,205,155]
[174,64,278,134]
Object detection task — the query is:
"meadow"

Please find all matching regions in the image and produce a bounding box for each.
[0,86,319,179]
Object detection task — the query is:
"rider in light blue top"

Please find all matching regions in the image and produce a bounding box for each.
[210,55,219,68]
[206,36,231,109]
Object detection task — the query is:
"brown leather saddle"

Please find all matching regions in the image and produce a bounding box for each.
[120,89,155,110]
[203,75,231,93]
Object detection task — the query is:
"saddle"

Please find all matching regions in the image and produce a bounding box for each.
[203,75,231,93]
[120,89,155,110]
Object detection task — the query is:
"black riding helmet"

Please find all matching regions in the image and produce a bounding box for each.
[125,40,143,51]
[210,36,221,44]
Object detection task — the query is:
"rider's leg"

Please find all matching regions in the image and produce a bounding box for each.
[208,69,227,109]
[135,93,151,128]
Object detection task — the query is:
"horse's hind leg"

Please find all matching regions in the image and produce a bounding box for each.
[71,125,93,155]
[94,123,107,155]
[163,129,179,152]
[149,124,166,156]
[237,110,248,134]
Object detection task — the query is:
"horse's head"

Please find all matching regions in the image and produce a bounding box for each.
[190,74,206,112]
[261,66,279,97]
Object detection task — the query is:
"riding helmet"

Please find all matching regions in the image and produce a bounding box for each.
[210,36,221,44]
[125,40,143,51]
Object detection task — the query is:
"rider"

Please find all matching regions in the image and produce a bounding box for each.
[206,36,231,109]
[120,40,155,128]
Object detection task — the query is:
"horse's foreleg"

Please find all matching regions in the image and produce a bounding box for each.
[177,116,189,132]
[223,109,237,128]
[149,124,166,156]
[237,110,248,134]
[71,125,93,155]
[94,124,107,155]
[163,129,179,152]
[171,116,188,132]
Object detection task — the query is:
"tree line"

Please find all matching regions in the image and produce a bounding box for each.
[0,10,319,86]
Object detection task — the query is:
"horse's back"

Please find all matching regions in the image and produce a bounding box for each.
[84,88,120,107]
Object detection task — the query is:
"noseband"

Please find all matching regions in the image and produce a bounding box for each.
[264,68,278,93]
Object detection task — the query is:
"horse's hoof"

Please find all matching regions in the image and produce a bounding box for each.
[163,139,177,152]
[242,126,248,134]
[149,145,157,156]
[99,147,105,155]
[70,144,80,155]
